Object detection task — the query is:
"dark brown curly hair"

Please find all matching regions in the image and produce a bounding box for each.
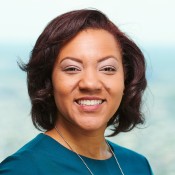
[21,9,147,136]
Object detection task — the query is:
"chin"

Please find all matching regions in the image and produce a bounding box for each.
[77,120,107,132]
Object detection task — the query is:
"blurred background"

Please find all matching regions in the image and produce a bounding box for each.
[0,0,175,174]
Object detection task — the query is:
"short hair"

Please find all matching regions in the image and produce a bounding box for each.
[21,9,147,136]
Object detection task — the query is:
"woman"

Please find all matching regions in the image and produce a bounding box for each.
[0,9,153,174]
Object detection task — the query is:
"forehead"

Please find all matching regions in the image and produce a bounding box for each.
[58,29,122,62]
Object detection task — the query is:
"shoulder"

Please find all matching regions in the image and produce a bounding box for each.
[0,150,36,174]
[108,140,153,174]
[0,134,46,174]
[108,140,146,160]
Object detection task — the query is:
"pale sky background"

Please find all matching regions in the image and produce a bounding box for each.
[0,0,175,46]
[0,1,175,174]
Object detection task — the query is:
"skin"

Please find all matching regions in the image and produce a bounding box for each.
[46,29,124,159]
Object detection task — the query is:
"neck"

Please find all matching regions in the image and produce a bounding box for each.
[45,123,112,160]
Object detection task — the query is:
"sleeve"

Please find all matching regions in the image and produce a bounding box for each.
[0,152,37,175]
[145,158,154,175]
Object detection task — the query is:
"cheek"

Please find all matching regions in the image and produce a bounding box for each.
[52,72,74,95]
[104,76,124,94]
[104,76,124,111]
[52,82,71,115]
[52,76,68,108]
[52,75,78,110]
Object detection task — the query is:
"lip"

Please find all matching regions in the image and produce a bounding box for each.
[75,96,105,101]
[74,96,106,112]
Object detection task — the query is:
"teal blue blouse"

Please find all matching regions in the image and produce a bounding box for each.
[0,134,153,175]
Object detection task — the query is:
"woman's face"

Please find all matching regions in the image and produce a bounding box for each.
[52,29,124,133]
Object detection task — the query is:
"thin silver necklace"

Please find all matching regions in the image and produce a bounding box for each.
[55,126,125,175]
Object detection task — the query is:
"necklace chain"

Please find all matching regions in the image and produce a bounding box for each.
[55,126,125,175]
[106,141,125,175]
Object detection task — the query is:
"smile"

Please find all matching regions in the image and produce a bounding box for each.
[76,100,104,106]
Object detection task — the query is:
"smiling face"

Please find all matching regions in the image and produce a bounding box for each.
[52,29,124,133]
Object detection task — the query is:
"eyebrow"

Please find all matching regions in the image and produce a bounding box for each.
[98,55,119,63]
[60,57,83,64]
[60,55,119,64]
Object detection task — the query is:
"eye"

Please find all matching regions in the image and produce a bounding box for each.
[63,66,81,73]
[100,66,117,74]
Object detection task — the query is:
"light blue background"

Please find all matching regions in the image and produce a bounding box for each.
[0,1,175,174]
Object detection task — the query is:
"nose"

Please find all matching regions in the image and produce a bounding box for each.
[78,69,102,92]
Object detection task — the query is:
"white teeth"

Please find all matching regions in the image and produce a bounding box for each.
[77,100,103,106]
